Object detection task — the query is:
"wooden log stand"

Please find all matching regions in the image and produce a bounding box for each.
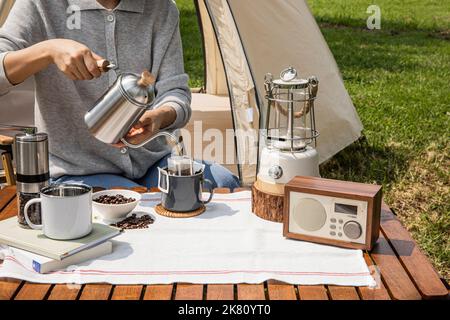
[251,181,285,223]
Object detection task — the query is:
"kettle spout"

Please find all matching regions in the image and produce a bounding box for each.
[165,132,185,156]
[121,131,185,156]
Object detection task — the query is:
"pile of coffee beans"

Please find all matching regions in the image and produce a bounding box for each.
[111,214,154,230]
[94,194,136,205]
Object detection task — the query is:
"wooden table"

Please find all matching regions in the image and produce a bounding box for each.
[0,186,448,300]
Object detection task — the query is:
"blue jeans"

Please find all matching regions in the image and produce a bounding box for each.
[53,155,240,190]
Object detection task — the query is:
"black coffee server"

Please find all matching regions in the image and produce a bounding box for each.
[0,125,49,227]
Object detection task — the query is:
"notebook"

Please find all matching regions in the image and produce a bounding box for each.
[0,217,121,260]
[10,241,113,274]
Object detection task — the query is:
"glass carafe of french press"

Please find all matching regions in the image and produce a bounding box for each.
[0,125,49,227]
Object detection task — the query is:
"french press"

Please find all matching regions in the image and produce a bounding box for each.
[0,125,49,227]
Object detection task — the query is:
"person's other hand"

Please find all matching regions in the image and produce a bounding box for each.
[47,39,104,81]
[115,106,177,147]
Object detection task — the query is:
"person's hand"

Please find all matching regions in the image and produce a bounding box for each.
[46,39,104,80]
[115,106,177,147]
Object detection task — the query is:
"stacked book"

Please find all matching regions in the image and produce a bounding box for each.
[0,217,121,274]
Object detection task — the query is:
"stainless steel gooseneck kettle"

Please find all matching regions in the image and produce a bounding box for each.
[84,70,183,155]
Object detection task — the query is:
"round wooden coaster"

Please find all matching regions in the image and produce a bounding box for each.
[154,204,206,218]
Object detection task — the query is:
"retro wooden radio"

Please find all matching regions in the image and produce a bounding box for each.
[283,176,382,250]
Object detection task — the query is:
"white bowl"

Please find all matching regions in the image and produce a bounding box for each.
[92,189,141,222]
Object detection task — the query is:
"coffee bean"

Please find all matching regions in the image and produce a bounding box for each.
[110,214,155,230]
[93,194,136,205]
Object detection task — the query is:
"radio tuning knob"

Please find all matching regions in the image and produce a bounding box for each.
[343,221,362,240]
[268,165,283,179]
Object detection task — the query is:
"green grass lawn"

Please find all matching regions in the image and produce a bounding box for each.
[176,0,450,280]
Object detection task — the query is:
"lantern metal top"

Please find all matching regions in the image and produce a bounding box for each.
[281,67,297,82]
[271,67,309,89]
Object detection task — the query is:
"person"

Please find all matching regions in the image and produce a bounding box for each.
[0,0,240,190]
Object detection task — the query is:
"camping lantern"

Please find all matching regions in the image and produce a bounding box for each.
[263,67,319,153]
[252,67,320,222]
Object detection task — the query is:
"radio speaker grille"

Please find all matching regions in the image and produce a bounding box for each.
[292,198,327,231]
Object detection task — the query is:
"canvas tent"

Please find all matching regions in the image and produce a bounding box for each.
[0,0,363,186]
[195,0,363,185]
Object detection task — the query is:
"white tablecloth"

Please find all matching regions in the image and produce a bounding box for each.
[0,191,375,286]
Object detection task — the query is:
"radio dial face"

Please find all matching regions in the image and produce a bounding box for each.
[343,221,362,239]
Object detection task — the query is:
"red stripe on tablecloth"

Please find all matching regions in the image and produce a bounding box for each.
[3,256,370,277]
[140,198,252,203]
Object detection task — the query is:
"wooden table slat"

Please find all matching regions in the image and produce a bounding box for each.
[237,284,266,300]
[143,285,174,300]
[79,284,113,300]
[233,187,251,194]
[0,186,15,211]
[14,283,52,300]
[369,232,422,300]
[0,135,14,145]
[298,285,329,300]
[214,188,231,194]
[110,186,148,193]
[0,192,18,220]
[0,278,21,300]
[380,203,448,299]
[47,284,80,300]
[175,284,204,300]
[206,284,234,300]
[358,253,391,300]
[111,285,143,300]
[267,281,297,300]
[327,286,360,300]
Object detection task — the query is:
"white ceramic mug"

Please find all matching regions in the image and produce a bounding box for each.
[24,184,93,240]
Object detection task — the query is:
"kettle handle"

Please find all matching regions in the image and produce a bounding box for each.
[137,71,156,87]
[121,131,184,155]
